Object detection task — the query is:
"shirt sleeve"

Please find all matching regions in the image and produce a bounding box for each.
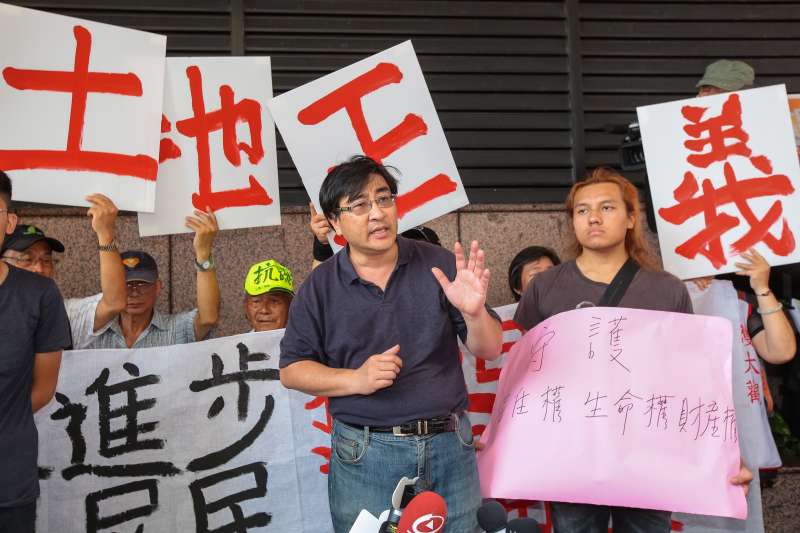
[514,276,544,330]
[280,281,325,369]
[36,280,72,352]
[674,282,694,314]
[747,309,765,339]
[178,309,201,342]
[447,302,501,343]
[64,294,102,350]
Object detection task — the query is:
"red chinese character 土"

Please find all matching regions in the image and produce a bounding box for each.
[297,61,458,220]
[658,94,796,268]
[171,65,274,212]
[0,25,157,180]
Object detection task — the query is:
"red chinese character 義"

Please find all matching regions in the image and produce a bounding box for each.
[297,61,458,219]
[658,93,797,268]
[304,395,332,474]
[0,25,157,180]
[174,65,273,212]
[746,379,761,404]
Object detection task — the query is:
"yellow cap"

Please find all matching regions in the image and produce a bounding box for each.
[244,259,294,297]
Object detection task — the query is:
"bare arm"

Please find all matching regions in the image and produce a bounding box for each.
[432,241,503,361]
[281,345,402,397]
[736,249,796,364]
[186,208,220,340]
[31,351,62,413]
[87,194,126,332]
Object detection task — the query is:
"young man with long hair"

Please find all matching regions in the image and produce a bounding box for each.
[514,167,752,533]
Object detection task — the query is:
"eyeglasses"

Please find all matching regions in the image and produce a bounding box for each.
[126,280,156,293]
[337,194,396,216]
[2,253,59,268]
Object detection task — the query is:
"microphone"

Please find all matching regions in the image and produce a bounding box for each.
[476,499,507,533]
[395,491,447,533]
[507,517,539,533]
[378,476,419,533]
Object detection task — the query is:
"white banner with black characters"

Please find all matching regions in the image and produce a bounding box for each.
[34,330,332,533]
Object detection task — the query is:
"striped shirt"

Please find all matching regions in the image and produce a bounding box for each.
[82,307,201,350]
[64,293,102,350]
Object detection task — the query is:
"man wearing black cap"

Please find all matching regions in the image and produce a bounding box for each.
[83,208,220,349]
[1,193,126,349]
[0,170,71,532]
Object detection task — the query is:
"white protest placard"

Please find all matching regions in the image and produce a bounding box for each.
[268,40,468,246]
[0,3,165,211]
[637,85,800,280]
[138,57,280,236]
[35,331,332,532]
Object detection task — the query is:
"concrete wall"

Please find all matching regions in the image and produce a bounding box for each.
[18,203,588,338]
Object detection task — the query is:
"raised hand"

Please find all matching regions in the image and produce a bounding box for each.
[734,248,770,294]
[431,240,490,319]
[186,207,219,261]
[309,202,331,244]
[86,193,118,245]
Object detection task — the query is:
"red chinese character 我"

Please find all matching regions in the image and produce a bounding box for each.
[173,65,273,212]
[297,62,458,220]
[304,395,332,474]
[658,93,796,268]
[0,25,157,180]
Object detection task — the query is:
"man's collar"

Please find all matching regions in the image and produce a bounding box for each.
[103,308,167,338]
[337,236,411,284]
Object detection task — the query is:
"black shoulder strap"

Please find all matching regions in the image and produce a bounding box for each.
[598,258,640,307]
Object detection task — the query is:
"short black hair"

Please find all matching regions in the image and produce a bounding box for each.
[319,155,399,221]
[508,245,561,301]
[0,170,11,209]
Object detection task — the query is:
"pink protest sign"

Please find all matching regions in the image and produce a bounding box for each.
[477,306,746,519]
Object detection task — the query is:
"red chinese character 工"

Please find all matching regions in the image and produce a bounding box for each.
[297,62,458,220]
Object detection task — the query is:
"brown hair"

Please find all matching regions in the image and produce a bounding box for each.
[564,167,661,271]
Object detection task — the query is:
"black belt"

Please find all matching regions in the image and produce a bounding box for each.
[353,415,457,436]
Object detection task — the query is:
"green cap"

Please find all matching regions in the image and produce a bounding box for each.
[696,59,755,92]
[244,259,294,297]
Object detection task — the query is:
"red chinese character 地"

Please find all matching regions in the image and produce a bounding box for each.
[297,61,459,221]
[174,65,273,212]
[658,93,796,268]
[0,25,157,180]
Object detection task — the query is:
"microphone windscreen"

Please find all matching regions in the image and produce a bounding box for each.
[396,491,447,533]
[476,499,507,532]
[508,517,539,533]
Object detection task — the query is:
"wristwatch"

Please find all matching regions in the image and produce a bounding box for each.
[98,240,118,252]
[195,255,215,272]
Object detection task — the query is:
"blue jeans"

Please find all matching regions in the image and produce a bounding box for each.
[328,412,481,533]
[551,502,671,533]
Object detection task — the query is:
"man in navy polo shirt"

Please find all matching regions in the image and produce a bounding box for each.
[280,155,503,532]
